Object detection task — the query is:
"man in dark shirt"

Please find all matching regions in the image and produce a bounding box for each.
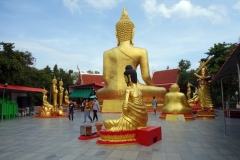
[69,100,74,121]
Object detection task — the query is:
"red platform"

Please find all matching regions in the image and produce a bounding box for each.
[78,133,100,140]
[136,126,162,146]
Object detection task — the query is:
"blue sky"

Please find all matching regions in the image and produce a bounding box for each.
[1,0,240,82]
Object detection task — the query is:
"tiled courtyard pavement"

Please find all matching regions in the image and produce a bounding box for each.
[0,109,240,160]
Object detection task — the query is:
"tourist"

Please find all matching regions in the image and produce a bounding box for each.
[68,99,74,121]
[83,99,93,123]
[92,98,100,121]
[152,96,157,115]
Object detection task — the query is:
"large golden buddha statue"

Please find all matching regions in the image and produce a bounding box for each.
[96,7,166,109]
[104,65,148,131]
[160,84,195,120]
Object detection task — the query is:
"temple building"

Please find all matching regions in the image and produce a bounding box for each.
[152,68,180,91]
[69,73,105,100]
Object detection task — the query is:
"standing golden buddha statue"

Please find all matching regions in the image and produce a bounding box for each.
[96,7,166,111]
[187,82,191,100]
[52,76,58,109]
[193,58,214,118]
[59,79,64,107]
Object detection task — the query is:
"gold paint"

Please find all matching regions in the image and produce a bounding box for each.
[103,68,148,132]
[96,7,166,110]
[64,90,70,104]
[52,76,58,108]
[162,84,193,114]
[102,100,124,112]
[193,58,213,109]
[59,79,64,107]
[39,88,53,117]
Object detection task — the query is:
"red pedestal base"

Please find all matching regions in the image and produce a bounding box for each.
[136,126,162,146]
[197,108,215,119]
[97,126,162,146]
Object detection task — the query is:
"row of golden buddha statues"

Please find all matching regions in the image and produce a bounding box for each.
[39,77,70,117]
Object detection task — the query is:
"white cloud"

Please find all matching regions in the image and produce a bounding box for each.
[85,0,122,9]
[233,1,240,10]
[63,0,122,13]
[63,0,81,13]
[142,0,227,23]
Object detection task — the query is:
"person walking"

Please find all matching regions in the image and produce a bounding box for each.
[83,99,93,123]
[68,100,74,121]
[92,98,100,121]
[152,96,157,115]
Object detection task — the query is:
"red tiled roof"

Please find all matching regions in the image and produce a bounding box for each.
[152,68,180,90]
[0,83,45,92]
[82,74,103,84]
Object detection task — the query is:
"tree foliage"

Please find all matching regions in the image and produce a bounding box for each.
[204,42,238,105]
[0,42,75,105]
[177,59,196,92]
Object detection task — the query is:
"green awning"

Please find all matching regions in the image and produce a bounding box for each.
[69,90,92,98]
[89,95,97,99]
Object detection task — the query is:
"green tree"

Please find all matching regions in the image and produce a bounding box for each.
[204,42,238,106]
[177,59,196,92]
[0,42,35,84]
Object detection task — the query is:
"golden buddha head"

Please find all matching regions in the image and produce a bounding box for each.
[42,88,47,95]
[52,76,57,84]
[65,89,68,95]
[124,65,137,86]
[116,7,135,46]
[169,84,180,92]
[59,78,63,86]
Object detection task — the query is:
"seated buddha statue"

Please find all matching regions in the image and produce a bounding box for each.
[64,90,70,105]
[162,84,192,113]
[104,65,148,131]
[39,88,53,117]
[96,7,166,105]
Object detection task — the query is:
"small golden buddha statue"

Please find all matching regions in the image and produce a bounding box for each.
[194,58,213,110]
[39,88,53,117]
[187,82,191,100]
[103,65,148,131]
[161,84,192,114]
[59,79,64,106]
[52,76,58,108]
[64,89,70,105]
[96,7,166,106]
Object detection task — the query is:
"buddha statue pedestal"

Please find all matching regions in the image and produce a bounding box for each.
[97,129,138,145]
[197,108,215,119]
[97,126,162,146]
[160,112,195,120]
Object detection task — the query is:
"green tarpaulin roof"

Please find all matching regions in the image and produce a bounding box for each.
[69,90,92,98]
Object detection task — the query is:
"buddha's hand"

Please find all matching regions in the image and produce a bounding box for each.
[122,102,128,114]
